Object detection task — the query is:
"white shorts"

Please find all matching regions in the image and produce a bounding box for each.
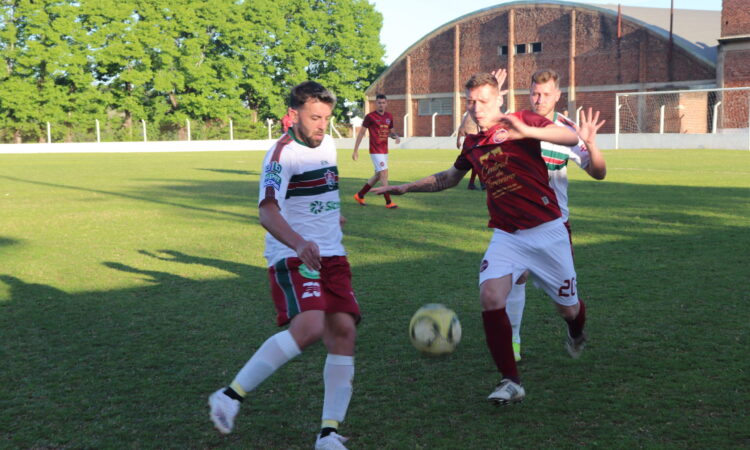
[478,218,579,306]
[370,154,388,172]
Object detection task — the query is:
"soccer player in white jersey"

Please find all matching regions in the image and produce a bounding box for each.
[504,69,607,361]
[208,81,358,450]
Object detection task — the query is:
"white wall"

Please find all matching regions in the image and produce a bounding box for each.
[1,133,748,154]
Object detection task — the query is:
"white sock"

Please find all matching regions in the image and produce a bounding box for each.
[231,330,301,395]
[506,282,526,344]
[322,354,354,424]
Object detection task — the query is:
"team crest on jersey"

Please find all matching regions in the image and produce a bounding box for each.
[492,128,509,144]
[263,161,283,190]
[385,119,391,125]
[324,169,337,189]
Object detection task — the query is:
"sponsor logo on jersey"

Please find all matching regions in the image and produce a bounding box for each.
[309,200,340,215]
[492,128,509,144]
[263,161,283,190]
[298,264,321,279]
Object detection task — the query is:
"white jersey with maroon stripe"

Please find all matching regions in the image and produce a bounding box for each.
[258,131,345,266]
[540,113,591,222]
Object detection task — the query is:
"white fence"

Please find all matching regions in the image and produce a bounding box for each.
[616,87,750,150]
[2,134,749,154]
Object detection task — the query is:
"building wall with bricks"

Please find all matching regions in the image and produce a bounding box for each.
[366,2,722,137]
[718,0,750,128]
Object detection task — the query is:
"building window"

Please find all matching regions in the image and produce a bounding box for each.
[531,42,542,53]
[500,45,508,56]
[418,97,453,116]
[515,43,527,54]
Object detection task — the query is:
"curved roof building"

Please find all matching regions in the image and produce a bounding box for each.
[365,1,723,136]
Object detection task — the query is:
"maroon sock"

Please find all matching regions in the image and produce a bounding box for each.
[384,193,392,204]
[357,184,372,198]
[482,309,519,383]
[566,299,586,338]
[469,170,477,184]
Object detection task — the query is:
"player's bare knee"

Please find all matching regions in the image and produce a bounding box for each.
[479,287,506,310]
[555,303,580,321]
[323,322,356,354]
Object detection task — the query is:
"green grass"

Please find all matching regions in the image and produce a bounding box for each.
[1,148,748,449]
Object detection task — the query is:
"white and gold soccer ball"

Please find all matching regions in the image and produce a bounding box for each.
[408,304,462,355]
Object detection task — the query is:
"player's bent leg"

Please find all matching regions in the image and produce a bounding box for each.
[209,327,306,434]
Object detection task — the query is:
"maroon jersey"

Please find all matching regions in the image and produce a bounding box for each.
[362,111,394,154]
[455,110,561,232]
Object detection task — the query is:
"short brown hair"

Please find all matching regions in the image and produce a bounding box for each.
[465,72,499,91]
[530,69,560,89]
[288,81,337,109]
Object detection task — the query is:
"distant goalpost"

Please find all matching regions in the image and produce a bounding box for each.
[615,87,750,150]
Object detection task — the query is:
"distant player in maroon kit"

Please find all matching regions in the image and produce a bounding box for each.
[352,94,400,208]
[373,72,589,405]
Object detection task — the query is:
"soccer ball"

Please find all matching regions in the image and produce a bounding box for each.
[408,304,462,355]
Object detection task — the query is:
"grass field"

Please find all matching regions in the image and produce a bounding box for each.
[1,148,748,449]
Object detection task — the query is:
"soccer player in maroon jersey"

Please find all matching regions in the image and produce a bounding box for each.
[374,72,589,405]
[352,94,401,208]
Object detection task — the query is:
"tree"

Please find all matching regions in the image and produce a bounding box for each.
[0,0,386,142]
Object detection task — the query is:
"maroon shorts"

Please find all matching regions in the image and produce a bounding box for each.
[268,255,360,326]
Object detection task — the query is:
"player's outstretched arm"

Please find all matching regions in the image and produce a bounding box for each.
[372,167,468,196]
[259,201,321,270]
[352,126,367,161]
[576,107,607,180]
[500,113,578,146]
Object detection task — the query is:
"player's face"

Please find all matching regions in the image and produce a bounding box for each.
[466,84,503,131]
[529,80,561,119]
[375,98,387,114]
[291,99,333,148]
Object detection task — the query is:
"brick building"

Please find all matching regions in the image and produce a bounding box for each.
[717,0,750,129]
[365,0,748,137]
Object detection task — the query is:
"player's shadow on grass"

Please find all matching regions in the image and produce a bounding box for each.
[0,174,254,222]
[197,168,258,176]
[0,236,21,247]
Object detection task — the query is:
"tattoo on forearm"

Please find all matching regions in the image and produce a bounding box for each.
[408,171,451,192]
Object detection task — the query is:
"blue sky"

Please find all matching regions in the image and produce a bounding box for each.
[371,0,723,64]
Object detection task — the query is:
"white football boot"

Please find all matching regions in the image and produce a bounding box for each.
[208,388,240,434]
[487,378,525,405]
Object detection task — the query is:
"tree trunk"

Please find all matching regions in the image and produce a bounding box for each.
[13,129,21,144]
